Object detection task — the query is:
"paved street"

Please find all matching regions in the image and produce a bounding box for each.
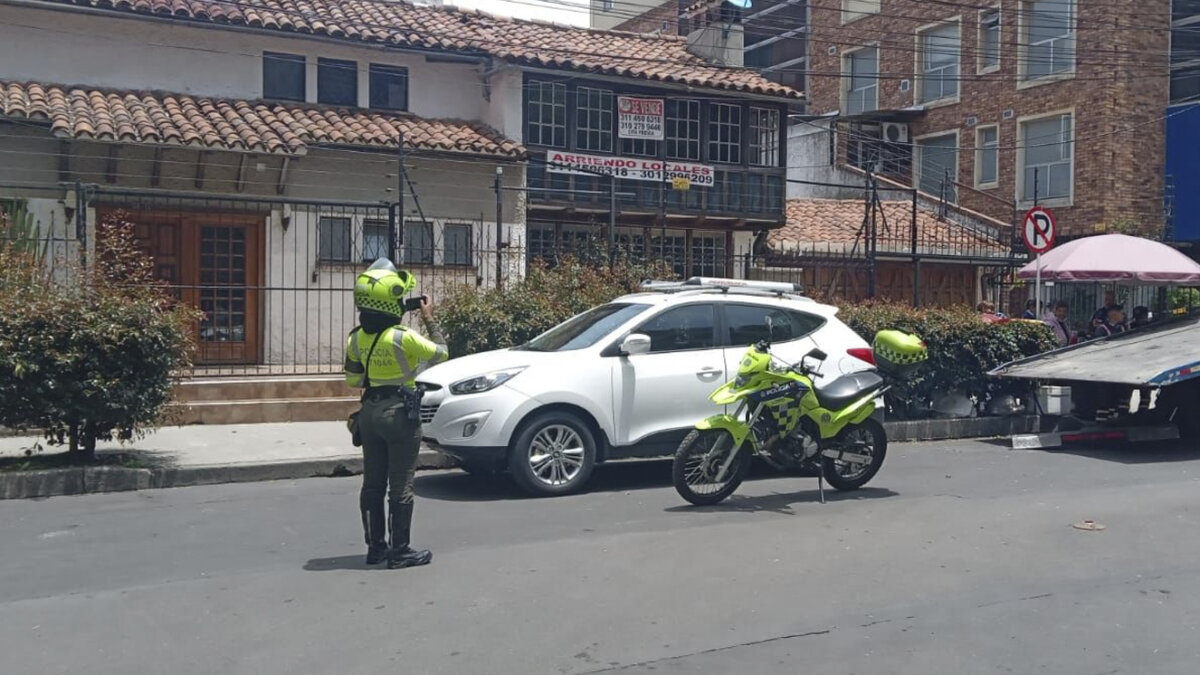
[3,439,1200,675]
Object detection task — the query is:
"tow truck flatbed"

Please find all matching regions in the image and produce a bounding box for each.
[989,312,1200,387]
[989,312,1200,449]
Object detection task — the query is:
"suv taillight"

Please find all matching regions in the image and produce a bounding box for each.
[847,348,876,365]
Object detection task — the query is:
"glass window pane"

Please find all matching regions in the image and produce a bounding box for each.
[918,134,958,202]
[362,220,389,262]
[403,222,433,265]
[317,58,358,106]
[263,52,306,102]
[318,217,351,262]
[368,64,408,111]
[638,304,716,353]
[445,224,472,266]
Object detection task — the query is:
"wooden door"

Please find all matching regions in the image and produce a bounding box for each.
[100,209,263,365]
[192,216,262,364]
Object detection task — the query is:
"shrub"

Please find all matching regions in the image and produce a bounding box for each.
[837,301,1056,414]
[438,254,675,357]
[0,211,201,459]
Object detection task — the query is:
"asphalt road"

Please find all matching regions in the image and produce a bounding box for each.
[3,439,1200,675]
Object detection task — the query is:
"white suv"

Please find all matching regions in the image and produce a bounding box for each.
[417,279,877,496]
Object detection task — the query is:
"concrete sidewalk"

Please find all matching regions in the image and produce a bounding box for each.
[0,422,453,500]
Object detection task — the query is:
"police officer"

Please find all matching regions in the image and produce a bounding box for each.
[345,259,448,569]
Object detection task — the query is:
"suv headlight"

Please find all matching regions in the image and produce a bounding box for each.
[449,367,526,395]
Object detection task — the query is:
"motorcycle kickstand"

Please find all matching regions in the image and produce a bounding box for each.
[817,462,826,505]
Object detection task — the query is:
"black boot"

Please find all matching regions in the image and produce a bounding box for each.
[387,501,432,569]
[361,504,388,565]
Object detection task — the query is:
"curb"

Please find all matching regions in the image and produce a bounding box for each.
[883,415,1042,443]
[2,418,1039,500]
[0,450,456,501]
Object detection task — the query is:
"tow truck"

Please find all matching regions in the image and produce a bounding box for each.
[989,311,1200,449]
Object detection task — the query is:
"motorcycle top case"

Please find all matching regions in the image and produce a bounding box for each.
[872,330,927,378]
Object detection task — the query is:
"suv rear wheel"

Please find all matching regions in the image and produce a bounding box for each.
[509,411,597,496]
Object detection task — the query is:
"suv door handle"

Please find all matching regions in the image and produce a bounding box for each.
[697,367,722,377]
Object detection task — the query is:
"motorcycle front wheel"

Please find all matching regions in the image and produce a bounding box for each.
[822,418,887,491]
[672,429,751,506]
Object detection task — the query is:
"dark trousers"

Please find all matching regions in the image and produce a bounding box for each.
[358,391,422,511]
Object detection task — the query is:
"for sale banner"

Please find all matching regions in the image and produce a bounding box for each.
[546,151,715,187]
[617,96,664,140]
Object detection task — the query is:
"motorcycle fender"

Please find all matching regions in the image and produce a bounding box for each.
[816,394,878,439]
[695,414,753,450]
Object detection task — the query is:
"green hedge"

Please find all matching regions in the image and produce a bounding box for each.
[837,301,1056,412]
[0,211,200,458]
[438,267,1055,417]
[437,254,674,357]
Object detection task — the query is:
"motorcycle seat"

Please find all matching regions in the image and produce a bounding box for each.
[814,371,885,411]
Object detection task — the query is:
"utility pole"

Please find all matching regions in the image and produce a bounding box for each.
[389,132,406,263]
[911,188,920,307]
[867,172,878,299]
[494,166,504,291]
[608,174,617,265]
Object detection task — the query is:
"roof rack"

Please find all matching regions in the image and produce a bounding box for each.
[640,276,807,299]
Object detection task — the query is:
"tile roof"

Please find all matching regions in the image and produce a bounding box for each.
[43,0,801,99]
[0,81,524,158]
[772,199,1009,259]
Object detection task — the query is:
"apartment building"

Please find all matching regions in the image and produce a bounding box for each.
[802,0,1170,237]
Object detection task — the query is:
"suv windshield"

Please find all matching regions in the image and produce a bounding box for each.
[518,303,649,352]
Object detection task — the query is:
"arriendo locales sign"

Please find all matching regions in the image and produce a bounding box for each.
[617,96,664,140]
[546,151,716,187]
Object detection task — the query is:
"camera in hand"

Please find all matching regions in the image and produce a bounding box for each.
[403,296,427,313]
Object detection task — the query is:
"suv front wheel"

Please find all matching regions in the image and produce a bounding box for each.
[509,411,597,496]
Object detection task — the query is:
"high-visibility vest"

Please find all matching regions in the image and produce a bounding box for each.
[344,326,446,389]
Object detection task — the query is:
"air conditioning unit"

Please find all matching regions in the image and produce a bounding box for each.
[882,122,909,144]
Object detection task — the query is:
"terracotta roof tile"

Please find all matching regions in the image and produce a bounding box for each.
[46,0,800,99]
[773,199,1008,258]
[0,80,525,158]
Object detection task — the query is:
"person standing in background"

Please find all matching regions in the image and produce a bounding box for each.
[1043,301,1075,347]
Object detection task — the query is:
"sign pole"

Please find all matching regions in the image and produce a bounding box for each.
[1035,251,1041,320]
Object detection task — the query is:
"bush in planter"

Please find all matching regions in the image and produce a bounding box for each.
[0,211,201,459]
[837,301,1056,416]
[439,253,675,357]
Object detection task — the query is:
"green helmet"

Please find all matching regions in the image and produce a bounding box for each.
[354,258,417,318]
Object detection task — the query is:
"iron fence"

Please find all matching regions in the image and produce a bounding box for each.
[4,184,1022,377]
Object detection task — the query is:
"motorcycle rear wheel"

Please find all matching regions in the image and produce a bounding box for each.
[822,418,887,491]
[673,429,751,506]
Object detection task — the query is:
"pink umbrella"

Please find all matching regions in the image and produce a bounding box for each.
[1017,233,1200,284]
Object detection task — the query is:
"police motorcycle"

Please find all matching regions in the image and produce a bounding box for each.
[672,329,927,506]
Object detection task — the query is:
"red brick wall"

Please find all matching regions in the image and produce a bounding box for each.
[805,0,1170,236]
[613,0,680,34]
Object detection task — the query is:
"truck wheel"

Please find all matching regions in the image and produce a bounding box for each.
[508,411,597,496]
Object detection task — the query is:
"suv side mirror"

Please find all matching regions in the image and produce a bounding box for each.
[620,333,651,356]
[808,348,828,362]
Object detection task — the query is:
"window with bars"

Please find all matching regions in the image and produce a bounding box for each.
[1021,0,1075,81]
[691,235,726,277]
[844,47,878,115]
[666,99,701,161]
[526,80,567,148]
[362,219,389,262]
[1020,113,1073,203]
[708,103,742,164]
[527,224,556,262]
[444,223,473,266]
[918,22,960,103]
[653,235,688,277]
[749,108,780,167]
[1171,5,1200,103]
[403,222,434,265]
[318,216,352,262]
[575,86,614,152]
[621,137,659,157]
